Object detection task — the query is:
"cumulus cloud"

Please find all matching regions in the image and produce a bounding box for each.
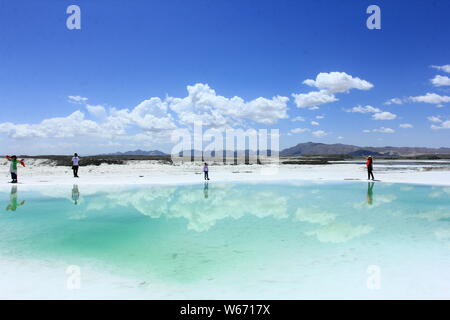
[364,127,395,133]
[384,98,404,105]
[86,104,107,118]
[311,121,320,126]
[372,111,397,120]
[427,115,443,123]
[303,72,373,93]
[291,116,305,122]
[290,128,310,134]
[312,130,328,138]
[292,90,337,108]
[0,83,292,144]
[0,98,177,140]
[315,115,325,119]
[292,72,373,109]
[0,111,108,139]
[399,123,413,128]
[345,105,381,113]
[431,121,450,130]
[168,83,288,126]
[431,65,450,73]
[409,93,450,106]
[431,75,450,87]
[68,95,88,104]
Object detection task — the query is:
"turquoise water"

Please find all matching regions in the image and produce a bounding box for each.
[1,181,450,299]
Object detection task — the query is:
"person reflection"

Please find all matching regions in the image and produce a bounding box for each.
[367,182,374,205]
[203,182,209,199]
[6,185,25,212]
[72,184,80,205]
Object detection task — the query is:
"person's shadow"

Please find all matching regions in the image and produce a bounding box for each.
[203,182,209,199]
[6,185,26,212]
[367,182,375,205]
[72,184,80,205]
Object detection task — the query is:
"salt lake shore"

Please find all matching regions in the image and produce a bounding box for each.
[2,158,450,300]
[1,158,450,188]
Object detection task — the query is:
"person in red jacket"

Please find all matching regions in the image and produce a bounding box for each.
[366,156,375,181]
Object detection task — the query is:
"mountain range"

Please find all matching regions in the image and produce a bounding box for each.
[279,142,450,156]
[103,149,168,156]
[103,142,450,157]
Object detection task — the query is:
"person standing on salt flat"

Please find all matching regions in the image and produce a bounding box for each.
[366,156,375,181]
[203,162,210,181]
[6,155,25,184]
[72,153,80,178]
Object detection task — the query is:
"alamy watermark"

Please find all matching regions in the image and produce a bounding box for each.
[170,122,280,171]
[367,5,381,30]
[66,265,81,290]
[66,5,81,30]
[366,265,381,290]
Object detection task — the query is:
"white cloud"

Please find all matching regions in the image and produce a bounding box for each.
[290,128,310,134]
[399,123,413,128]
[312,130,328,138]
[309,106,320,110]
[345,105,381,113]
[431,121,450,130]
[384,98,403,105]
[427,115,442,123]
[0,111,108,139]
[409,93,450,106]
[68,95,88,104]
[292,90,337,108]
[303,72,373,93]
[168,83,289,126]
[372,111,397,120]
[337,136,344,139]
[316,115,325,119]
[0,83,291,146]
[0,98,176,140]
[291,116,305,122]
[292,72,373,109]
[431,65,450,73]
[431,75,450,87]
[311,121,320,126]
[364,127,395,133]
[86,104,107,118]
[373,127,395,133]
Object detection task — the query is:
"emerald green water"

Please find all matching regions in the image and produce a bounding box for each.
[1,181,450,298]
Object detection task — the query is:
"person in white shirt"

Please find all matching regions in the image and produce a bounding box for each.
[203,162,210,180]
[72,153,80,178]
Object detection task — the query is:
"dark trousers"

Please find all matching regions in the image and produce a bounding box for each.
[11,172,17,182]
[368,168,374,180]
[204,171,209,180]
[72,166,79,177]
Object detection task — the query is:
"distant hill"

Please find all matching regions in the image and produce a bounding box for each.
[103,149,168,156]
[280,142,450,156]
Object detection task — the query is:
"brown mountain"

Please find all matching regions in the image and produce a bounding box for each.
[280,142,450,156]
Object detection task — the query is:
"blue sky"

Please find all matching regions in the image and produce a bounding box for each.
[1,0,450,155]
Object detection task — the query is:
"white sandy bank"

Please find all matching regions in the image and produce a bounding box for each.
[0,159,450,188]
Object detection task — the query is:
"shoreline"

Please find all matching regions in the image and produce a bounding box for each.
[1,160,450,189]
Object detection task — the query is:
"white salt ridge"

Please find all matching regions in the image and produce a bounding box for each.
[0,160,450,190]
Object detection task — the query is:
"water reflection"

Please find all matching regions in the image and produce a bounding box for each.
[367,182,374,205]
[2,181,450,296]
[5,186,26,212]
[72,185,80,205]
[203,182,209,199]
